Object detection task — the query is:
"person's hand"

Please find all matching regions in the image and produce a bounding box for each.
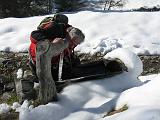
[51,38,64,44]
[65,32,80,49]
[68,36,80,49]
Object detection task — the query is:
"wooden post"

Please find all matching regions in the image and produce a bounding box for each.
[36,40,68,104]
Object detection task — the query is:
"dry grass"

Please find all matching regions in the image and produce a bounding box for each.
[103,105,128,117]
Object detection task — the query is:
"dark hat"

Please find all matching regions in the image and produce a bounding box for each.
[54,14,68,24]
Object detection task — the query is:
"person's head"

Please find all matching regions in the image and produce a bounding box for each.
[54,14,68,24]
[67,27,85,49]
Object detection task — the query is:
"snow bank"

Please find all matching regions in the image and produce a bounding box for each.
[0,103,11,114]
[0,102,21,114]
[125,0,160,9]
[104,48,143,77]
[116,74,160,109]
[100,74,160,120]
[1,11,160,55]
[0,17,42,51]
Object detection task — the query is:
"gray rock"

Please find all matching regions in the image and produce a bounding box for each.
[0,57,5,65]
[14,68,38,103]
[4,82,15,92]
[0,75,5,95]
[1,92,11,101]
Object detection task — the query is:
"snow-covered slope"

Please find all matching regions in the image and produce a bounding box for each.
[125,0,160,9]
[1,11,160,55]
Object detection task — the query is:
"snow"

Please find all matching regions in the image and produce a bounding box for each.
[17,68,23,79]
[125,0,160,9]
[100,74,160,120]
[104,48,143,77]
[1,11,160,55]
[0,103,11,114]
[11,102,21,110]
[1,1,160,120]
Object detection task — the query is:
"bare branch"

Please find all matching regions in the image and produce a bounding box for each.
[103,0,127,10]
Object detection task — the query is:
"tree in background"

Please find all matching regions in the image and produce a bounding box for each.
[53,0,86,12]
[30,0,50,16]
[103,0,127,10]
[0,0,51,18]
[0,0,24,17]
[0,0,127,18]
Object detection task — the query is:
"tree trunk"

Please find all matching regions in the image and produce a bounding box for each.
[36,40,68,104]
[104,1,107,11]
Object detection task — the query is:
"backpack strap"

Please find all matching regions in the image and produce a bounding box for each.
[58,51,64,81]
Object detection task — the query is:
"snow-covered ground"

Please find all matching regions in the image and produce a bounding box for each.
[1,1,160,120]
[1,11,160,55]
[125,0,160,9]
[88,0,160,11]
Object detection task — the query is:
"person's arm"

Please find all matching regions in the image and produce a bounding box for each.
[39,21,67,39]
[31,30,47,42]
[31,21,67,43]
